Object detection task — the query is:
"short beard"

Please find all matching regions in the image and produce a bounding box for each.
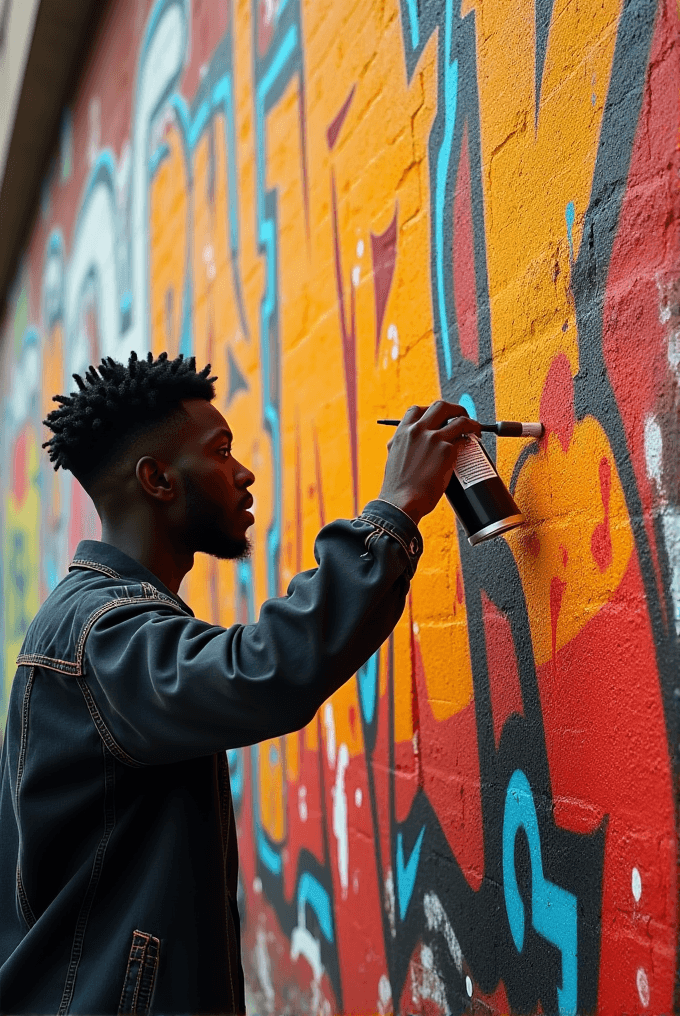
[184,475,252,561]
[203,534,252,561]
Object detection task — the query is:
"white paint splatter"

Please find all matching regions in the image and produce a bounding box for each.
[203,241,217,280]
[412,621,419,635]
[353,871,360,894]
[387,323,398,342]
[298,785,308,822]
[43,249,64,323]
[116,141,131,213]
[377,973,393,1015]
[424,891,463,975]
[410,944,451,1014]
[332,743,350,899]
[357,239,364,258]
[324,702,336,768]
[291,923,322,982]
[352,266,360,287]
[653,278,680,637]
[645,415,680,634]
[644,416,663,487]
[9,342,39,429]
[384,869,396,938]
[637,967,650,1008]
[662,510,680,636]
[466,975,473,997]
[632,866,642,902]
[391,343,399,360]
[254,926,276,1013]
[668,326,680,377]
[291,887,332,1016]
[263,0,279,26]
[355,787,362,808]
[253,876,262,893]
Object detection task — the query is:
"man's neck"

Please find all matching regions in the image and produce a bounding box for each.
[99,521,193,594]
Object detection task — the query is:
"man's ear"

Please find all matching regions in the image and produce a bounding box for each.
[136,456,175,502]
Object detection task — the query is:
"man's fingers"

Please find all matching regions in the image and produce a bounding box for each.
[399,405,427,426]
[419,400,470,428]
[439,415,482,441]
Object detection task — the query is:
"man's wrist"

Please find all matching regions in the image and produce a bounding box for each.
[358,499,424,578]
[375,497,422,527]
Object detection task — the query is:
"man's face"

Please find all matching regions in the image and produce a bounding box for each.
[173,399,255,560]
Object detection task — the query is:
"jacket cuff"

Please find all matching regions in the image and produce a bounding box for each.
[358,499,424,577]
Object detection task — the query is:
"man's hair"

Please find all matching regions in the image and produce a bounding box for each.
[42,350,217,484]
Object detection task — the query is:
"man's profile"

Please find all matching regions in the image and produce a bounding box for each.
[0,350,478,1015]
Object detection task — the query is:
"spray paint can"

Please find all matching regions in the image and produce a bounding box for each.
[445,434,524,545]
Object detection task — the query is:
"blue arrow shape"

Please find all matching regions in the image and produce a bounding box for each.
[396,826,425,921]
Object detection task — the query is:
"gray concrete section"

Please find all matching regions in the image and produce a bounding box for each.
[0,0,110,318]
[0,0,41,186]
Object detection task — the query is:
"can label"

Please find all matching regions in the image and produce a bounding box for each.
[453,435,498,489]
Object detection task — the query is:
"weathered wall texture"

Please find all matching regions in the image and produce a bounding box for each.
[1,0,679,1011]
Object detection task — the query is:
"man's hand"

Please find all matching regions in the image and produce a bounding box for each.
[378,401,482,525]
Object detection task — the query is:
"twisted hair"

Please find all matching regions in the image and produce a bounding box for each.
[43,351,217,484]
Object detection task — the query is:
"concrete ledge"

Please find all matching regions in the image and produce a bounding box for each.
[0,0,111,317]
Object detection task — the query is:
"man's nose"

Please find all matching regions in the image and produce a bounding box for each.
[235,460,255,487]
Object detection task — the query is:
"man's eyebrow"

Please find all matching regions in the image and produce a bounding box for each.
[206,427,233,445]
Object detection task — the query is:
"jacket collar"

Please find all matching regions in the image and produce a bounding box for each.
[69,540,194,616]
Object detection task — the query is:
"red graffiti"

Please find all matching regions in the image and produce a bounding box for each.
[591,456,613,571]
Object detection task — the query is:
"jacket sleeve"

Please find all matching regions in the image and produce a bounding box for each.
[82,501,423,764]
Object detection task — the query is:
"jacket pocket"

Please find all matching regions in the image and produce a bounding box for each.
[118,929,160,1016]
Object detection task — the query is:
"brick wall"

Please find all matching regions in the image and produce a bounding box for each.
[1,0,679,1010]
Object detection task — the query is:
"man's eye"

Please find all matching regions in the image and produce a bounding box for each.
[219,447,232,457]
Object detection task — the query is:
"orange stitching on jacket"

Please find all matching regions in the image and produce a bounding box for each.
[76,595,185,669]
[75,677,146,769]
[69,560,123,580]
[16,653,79,670]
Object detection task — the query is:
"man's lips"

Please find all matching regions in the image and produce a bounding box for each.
[240,494,254,513]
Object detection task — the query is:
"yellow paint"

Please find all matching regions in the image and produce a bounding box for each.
[514,417,633,665]
[467,0,622,419]
[149,123,189,359]
[412,497,474,720]
[462,0,633,658]
[4,427,41,700]
[258,737,286,843]
[41,324,64,547]
[392,608,414,742]
[284,730,299,783]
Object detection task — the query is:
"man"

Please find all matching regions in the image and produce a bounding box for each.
[0,351,479,1015]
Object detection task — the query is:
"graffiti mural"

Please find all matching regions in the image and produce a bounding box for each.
[1,0,678,1010]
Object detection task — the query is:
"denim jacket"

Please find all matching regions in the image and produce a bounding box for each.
[0,500,422,1015]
